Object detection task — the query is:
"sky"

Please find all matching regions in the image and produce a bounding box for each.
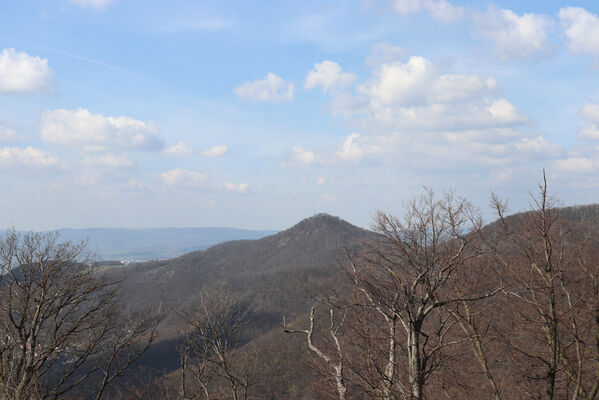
[1,0,599,230]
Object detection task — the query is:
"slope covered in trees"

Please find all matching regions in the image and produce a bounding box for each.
[5,188,599,399]
[117,188,599,399]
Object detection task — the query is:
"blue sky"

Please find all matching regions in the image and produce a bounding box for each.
[1,0,599,230]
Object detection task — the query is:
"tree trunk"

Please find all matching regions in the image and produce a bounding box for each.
[408,323,422,400]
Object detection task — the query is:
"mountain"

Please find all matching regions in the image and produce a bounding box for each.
[52,226,276,261]
[112,213,375,383]
[118,213,373,312]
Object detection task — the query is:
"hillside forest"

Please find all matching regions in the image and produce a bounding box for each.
[2,176,599,399]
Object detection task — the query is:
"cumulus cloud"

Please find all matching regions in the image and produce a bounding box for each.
[579,125,599,140]
[0,146,61,170]
[224,182,249,193]
[233,73,294,103]
[431,74,498,103]
[352,56,523,132]
[201,145,229,157]
[160,169,209,187]
[163,141,194,157]
[393,0,465,22]
[511,136,562,156]
[424,0,465,22]
[82,153,135,169]
[284,134,380,168]
[393,0,422,14]
[487,99,525,124]
[357,56,498,107]
[554,157,598,172]
[0,48,55,94]
[41,108,163,152]
[334,133,379,162]
[289,146,319,166]
[68,0,117,10]
[360,56,436,106]
[582,103,599,123]
[318,52,549,173]
[472,7,553,60]
[559,7,599,56]
[578,103,599,140]
[122,178,154,192]
[304,61,357,93]
[0,126,22,142]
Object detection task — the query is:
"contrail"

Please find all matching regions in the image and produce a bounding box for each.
[26,42,149,79]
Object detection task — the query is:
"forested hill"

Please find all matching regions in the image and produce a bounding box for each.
[118,213,374,312]
[110,213,375,391]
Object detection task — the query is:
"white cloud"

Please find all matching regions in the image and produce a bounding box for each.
[123,178,154,192]
[224,182,249,193]
[284,134,380,168]
[41,108,163,152]
[394,0,422,14]
[432,74,498,103]
[68,0,116,10]
[201,145,229,157]
[559,7,599,56]
[0,146,61,169]
[578,103,599,140]
[360,56,435,106]
[487,99,525,124]
[582,103,599,123]
[233,73,294,103]
[160,169,209,187]
[393,0,465,22]
[316,177,326,186]
[472,7,552,60]
[0,126,22,142]
[579,125,599,140]
[359,57,498,106]
[304,61,357,93]
[82,153,135,169]
[511,136,561,155]
[321,52,543,173]
[424,0,465,22]
[554,157,598,172]
[290,146,319,165]
[163,141,194,157]
[334,133,379,162]
[354,56,521,131]
[0,48,55,94]
[318,59,533,173]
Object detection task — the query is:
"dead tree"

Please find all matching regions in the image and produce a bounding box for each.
[0,230,163,400]
[177,289,261,400]
[283,306,348,400]
[485,173,590,399]
[346,191,498,400]
[447,254,503,400]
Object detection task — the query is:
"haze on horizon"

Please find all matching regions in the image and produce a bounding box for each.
[1,0,598,231]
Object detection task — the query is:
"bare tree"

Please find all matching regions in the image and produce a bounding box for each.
[344,191,498,400]
[0,230,163,400]
[446,254,503,400]
[283,306,348,400]
[176,289,262,400]
[485,173,593,399]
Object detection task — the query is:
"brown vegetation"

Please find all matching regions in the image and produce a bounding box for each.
[0,230,163,400]
[5,178,599,399]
